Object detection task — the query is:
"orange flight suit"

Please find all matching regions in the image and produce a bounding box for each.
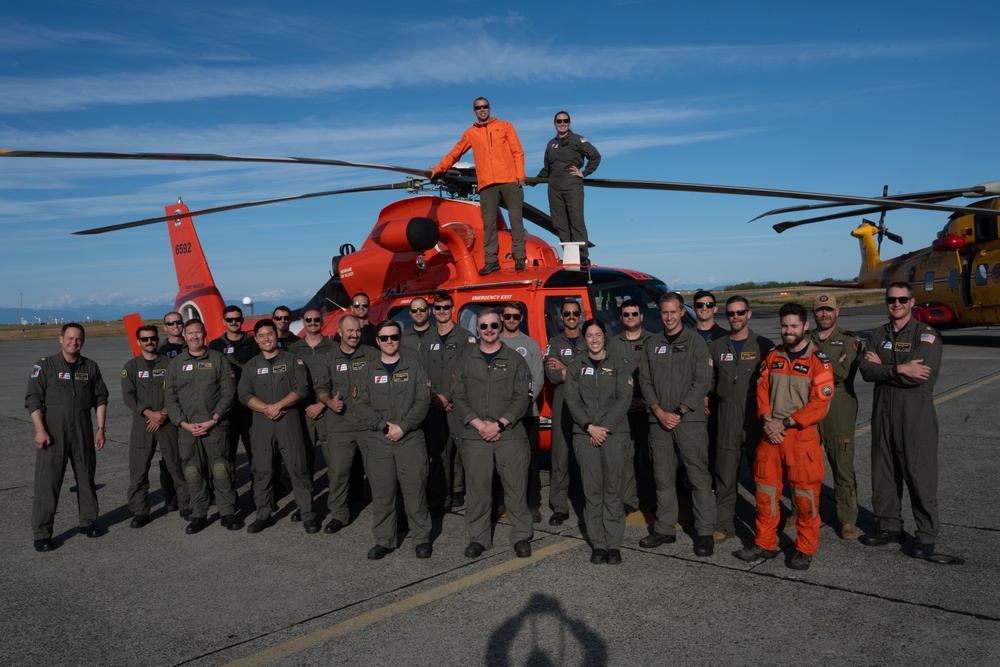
[753,342,834,555]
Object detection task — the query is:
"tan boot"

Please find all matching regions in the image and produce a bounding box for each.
[713,530,735,544]
[840,523,858,540]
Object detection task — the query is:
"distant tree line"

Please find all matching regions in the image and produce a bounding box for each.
[721,279,846,291]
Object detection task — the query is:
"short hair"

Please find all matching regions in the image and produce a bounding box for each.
[886,282,913,297]
[561,298,581,311]
[620,299,640,313]
[222,305,243,317]
[351,292,370,302]
[658,292,684,307]
[61,322,85,337]
[582,319,606,336]
[254,319,276,335]
[272,305,291,316]
[433,293,454,306]
[554,110,571,122]
[693,290,715,303]
[778,302,807,323]
[136,324,159,339]
[164,311,182,322]
[476,307,500,322]
[339,314,360,331]
[474,96,490,108]
[376,320,401,335]
[502,300,525,314]
[725,295,750,310]
[303,308,322,319]
[183,319,205,333]
[410,297,428,307]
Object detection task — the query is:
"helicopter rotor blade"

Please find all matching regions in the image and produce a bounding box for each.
[582,178,1000,218]
[73,181,415,235]
[885,231,904,245]
[0,149,428,178]
[749,188,973,222]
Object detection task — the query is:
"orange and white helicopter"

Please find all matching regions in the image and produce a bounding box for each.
[3,149,999,445]
[764,182,1000,328]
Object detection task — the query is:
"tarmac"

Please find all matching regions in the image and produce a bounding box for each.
[1,312,998,666]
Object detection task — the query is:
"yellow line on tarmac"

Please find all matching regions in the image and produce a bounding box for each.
[856,371,1000,436]
[223,537,581,667]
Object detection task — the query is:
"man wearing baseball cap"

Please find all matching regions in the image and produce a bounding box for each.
[802,292,861,540]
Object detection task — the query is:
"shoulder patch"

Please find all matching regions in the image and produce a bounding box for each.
[814,350,830,363]
[921,332,936,344]
[121,369,128,379]
[31,365,42,378]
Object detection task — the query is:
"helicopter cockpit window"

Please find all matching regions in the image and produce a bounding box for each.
[387,306,416,331]
[924,271,935,293]
[974,214,999,243]
[976,263,989,286]
[588,280,669,338]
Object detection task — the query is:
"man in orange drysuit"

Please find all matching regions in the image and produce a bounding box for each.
[735,302,833,571]
[428,97,527,275]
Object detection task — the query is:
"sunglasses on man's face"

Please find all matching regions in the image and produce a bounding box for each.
[225,317,244,323]
[410,307,428,313]
[377,334,400,342]
[502,313,522,321]
[139,336,159,343]
[479,322,500,331]
[562,310,581,317]
[303,317,322,323]
[164,320,183,327]
[885,296,911,305]
[353,302,370,309]
[273,315,290,321]
[433,304,452,311]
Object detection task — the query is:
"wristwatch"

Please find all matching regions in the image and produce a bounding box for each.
[673,406,685,416]
[497,421,507,433]
[382,423,390,435]
[782,417,793,429]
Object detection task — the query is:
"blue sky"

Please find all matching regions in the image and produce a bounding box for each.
[3,1,999,311]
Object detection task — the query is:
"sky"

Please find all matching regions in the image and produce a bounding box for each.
[2,0,999,312]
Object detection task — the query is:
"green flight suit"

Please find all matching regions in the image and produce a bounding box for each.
[808,327,860,526]
[536,130,601,262]
[638,327,716,537]
[288,336,339,473]
[608,329,654,509]
[544,331,588,515]
[238,350,316,523]
[355,353,432,549]
[121,354,187,516]
[421,325,478,506]
[859,318,943,543]
[564,352,632,551]
[707,330,774,534]
[165,349,236,519]
[313,344,377,523]
[26,354,109,540]
[453,345,533,550]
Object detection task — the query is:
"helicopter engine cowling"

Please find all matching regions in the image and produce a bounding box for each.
[370,216,440,253]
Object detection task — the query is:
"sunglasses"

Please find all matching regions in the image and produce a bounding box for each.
[164,320,183,326]
[694,301,715,309]
[410,306,428,313]
[555,119,570,124]
[377,334,400,342]
[726,309,748,317]
[474,104,490,110]
[433,304,453,311]
[622,311,640,318]
[502,313,522,321]
[353,302,370,308]
[303,317,322,323]
[139,336,159,343]
[273,315,290,321]
[562,310,581,317]
[885,296,911,304]
[224,317,244,323]
[479,322,500,330]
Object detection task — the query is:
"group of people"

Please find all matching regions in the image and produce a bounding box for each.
[429,98,601,273]
[26,284,942,569]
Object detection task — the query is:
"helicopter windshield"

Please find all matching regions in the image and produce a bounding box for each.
[588,278,670,338]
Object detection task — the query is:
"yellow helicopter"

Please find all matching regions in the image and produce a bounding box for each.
[766,183,1000,327]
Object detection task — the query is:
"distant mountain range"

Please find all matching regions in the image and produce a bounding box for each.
[0,300,286,325]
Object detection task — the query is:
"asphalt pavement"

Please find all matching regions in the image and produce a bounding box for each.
[1,312,998,666]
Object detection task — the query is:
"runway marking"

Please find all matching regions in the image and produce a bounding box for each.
[855,371,1000,436]
[222,537,581,667]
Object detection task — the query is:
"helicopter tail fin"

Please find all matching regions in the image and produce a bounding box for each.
[164,201,226,338]
[851,223,883,284]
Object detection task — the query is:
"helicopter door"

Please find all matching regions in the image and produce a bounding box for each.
[962,254,978,307]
